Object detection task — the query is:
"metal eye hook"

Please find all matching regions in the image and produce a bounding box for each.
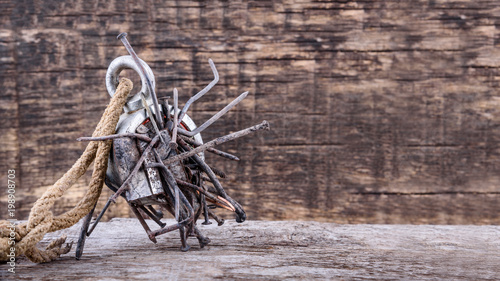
[105,55,156,113]
[117,32,164,128]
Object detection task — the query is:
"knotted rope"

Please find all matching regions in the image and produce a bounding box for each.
[0,78,133,263]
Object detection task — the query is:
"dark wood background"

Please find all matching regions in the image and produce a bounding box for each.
[1,0,500,224]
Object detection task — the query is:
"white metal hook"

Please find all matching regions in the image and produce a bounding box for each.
[105,55,156,112]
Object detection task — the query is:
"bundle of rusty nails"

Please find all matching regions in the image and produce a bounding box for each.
[74,33,269,258]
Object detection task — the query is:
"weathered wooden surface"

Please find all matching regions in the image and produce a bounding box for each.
[1,0,500,223]
[1,219,499,280]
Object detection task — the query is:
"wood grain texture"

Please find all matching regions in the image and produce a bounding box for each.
[1,0,500,224]
[3,219,499,280]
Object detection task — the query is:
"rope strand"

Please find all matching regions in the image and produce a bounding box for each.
[0,78,133,263]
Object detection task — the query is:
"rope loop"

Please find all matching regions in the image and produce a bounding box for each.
[0,78,133,263]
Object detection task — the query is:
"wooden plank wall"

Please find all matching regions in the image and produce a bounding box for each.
[1,0,500,224]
